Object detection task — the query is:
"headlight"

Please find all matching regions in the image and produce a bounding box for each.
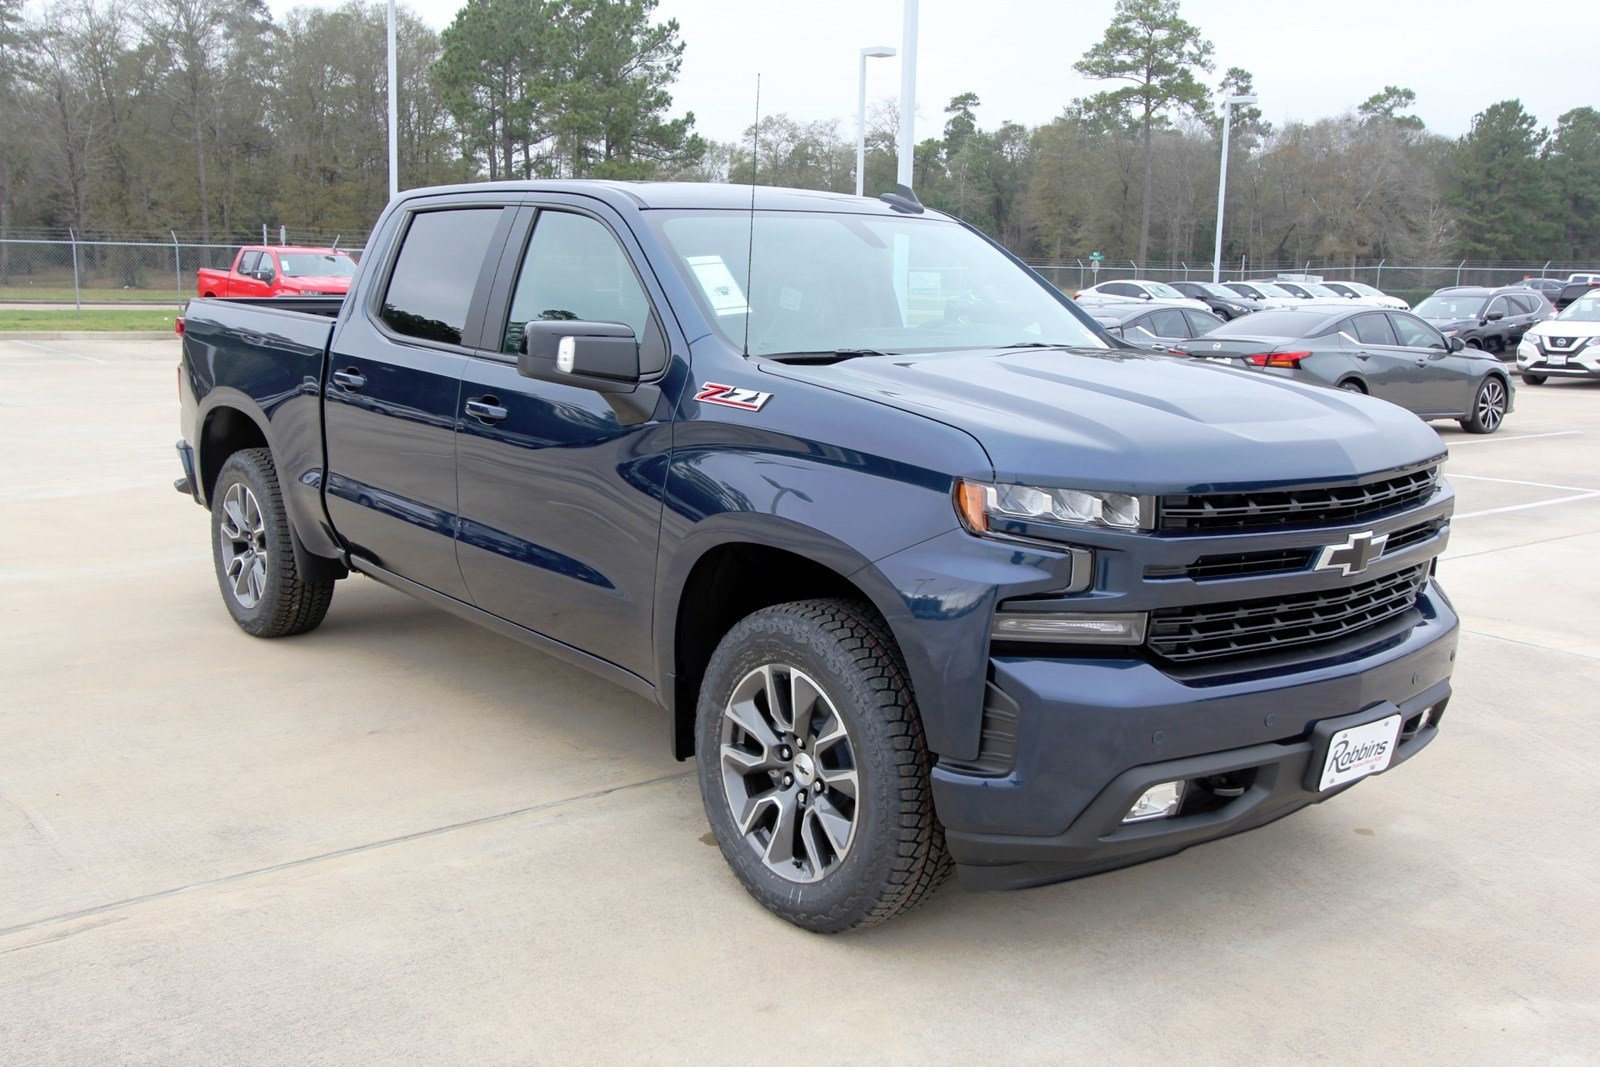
[956,479,1149,533]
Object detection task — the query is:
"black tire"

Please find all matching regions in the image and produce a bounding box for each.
[1459,375,1510,435]
[1522,372,1547,385]
[210,447,334,637]
[1339,379,1367,394]
[695,598,951,932]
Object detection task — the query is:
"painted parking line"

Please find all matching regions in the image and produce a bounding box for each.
[1454,492,1600,520]
[1449,473,1600,494]
[1446,430,1581,446]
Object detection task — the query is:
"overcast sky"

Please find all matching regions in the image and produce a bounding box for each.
[269,0,1596,143]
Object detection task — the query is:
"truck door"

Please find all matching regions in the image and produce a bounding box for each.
[454,203,674,678]
[233,251,270,298]
[322,199,518,598]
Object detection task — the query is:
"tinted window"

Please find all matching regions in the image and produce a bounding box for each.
[1507,293,1538,314]
[237,251,260,275]
[1184,310,1223,335]
[257,254,277,280]
[503,211,652,355]
[380,208,504,345]
[1210,310,1330,337]
[1103,282,1140,297]
[1485,296,1509,318]
[1146,309,1190,336]
[1277,283,1309,298]
[1352,313,1397,346]
[1388,313,1444,348]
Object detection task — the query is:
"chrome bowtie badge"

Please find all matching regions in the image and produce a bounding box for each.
[1315,530,1389,576]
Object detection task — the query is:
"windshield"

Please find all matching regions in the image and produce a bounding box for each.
[1194,283,1237,298]
[278,252,357,278]
[1298,283,1342,298]
[1146,282,1184,298]
[1414,295,1486,319]
[647,210,1105,356]
[1558,296,1600,322]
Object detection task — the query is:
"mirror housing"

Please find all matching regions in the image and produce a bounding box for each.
[1449,336,1466,353]
[518,320,640,393]
[1485,311,1504,322]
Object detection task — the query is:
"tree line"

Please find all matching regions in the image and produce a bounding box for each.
[1,0,1594,271]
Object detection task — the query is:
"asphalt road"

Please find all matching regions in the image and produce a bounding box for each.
[3,337,1597,1063]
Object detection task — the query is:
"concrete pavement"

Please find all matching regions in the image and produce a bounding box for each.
[2,337,1597,1062]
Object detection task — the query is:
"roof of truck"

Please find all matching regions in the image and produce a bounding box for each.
[392,180,953,217]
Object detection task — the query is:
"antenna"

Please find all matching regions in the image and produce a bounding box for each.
[742,73,760,358]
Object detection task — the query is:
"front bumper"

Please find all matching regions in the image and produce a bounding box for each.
[1516,340,1600,378]
[934,581,1458,891]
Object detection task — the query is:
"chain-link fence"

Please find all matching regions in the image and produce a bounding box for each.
[0,236,365,308]
[1025,260,1594,301]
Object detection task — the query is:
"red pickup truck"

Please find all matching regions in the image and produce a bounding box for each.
[196,246,358,298]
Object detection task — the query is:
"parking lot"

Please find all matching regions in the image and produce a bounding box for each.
[3,335,1597,1062]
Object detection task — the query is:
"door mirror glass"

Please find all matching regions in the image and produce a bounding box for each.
[518,320,641,392]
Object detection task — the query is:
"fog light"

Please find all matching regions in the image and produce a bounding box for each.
[1123,780,1186,823]
[991,611,1147,644]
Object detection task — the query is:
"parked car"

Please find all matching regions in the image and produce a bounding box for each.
[1516,277,1566,300]
[1073,278,1210,312]
[1170,280,1259,319]
[1411,286,1551,356]
[1322,281,1410,310]
[176,180,1460,932]
[1088,302,1224,349]
[196,245,359,298]
[1251,279,1354,306]
[1515,292,1600,385]
[1554,277,1600,311]
[1173,306,1514,433]
[1222,280,1312,308]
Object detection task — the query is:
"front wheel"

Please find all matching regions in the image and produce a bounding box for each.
[1521,372,1547,385]
[1459,376,1509,434]
[696,599,950,932]
[210,448,334,637]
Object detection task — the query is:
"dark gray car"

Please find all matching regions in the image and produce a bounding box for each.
[1172,307,1515,433]
[1088,301,1224,351]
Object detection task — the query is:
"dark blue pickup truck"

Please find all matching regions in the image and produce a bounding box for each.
[176,181,1458,931]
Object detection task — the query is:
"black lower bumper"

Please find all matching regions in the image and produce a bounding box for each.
[935,584,1458,892]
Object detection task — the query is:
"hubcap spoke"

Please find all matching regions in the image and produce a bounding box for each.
[720,662,856,884]
[218,483,268,609]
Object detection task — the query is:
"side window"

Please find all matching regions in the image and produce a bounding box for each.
[502,211,653,357]
[1146,309,1189,336]
[1388,313,1443,349]
[380,208,504,345]
[1485,296,1508,318]
[258,253,277,281]
[1230,284,1258,299]
[1507,294,1535,315]
[1184,310,1222,335]
[237,251,260,275]
[1103,282,1139,297]
[1352,313,1397,346]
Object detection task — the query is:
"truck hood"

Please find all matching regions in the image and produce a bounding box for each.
[762,347,1445,493]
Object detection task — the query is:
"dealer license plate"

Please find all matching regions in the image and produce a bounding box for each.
[1317,713,1402,791]
[1548,353,1569,366]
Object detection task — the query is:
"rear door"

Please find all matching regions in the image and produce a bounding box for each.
[1341,311,1415,400]
[453,200,675,676]
[322,195,519,597]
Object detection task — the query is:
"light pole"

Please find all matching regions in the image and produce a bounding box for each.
[386,0,399,200]
[1211,94,1257,283]
[896,0,918,189]
[856,46,896,197]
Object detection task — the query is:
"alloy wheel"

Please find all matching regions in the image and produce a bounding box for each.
[1477,378,1507,431]
[719,663,858,883]
[218,482,269,609]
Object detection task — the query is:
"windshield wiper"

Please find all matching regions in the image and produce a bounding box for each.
[762,349,894,364]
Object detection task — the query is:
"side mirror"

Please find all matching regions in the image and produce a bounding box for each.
[518,320,640,391]
[1485,311,1504,322]
[1138,292,1153,300]
[1449,336,1465,353]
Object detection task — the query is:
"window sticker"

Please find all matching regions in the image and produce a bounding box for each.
[688,255,749,317]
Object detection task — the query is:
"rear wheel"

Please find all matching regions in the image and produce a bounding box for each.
[210,448,334,637]
[1339,379,1367,394]
[695,598,950,932]
[1459,376,1509,434]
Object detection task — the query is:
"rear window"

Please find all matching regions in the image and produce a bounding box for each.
[380,208,504,345]
[1209,310,1330,337]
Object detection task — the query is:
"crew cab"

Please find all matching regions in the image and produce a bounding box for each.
[196,245,358,298]
[175,181,1459,932]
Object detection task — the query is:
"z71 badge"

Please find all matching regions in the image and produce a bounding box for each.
[695,382,773,411]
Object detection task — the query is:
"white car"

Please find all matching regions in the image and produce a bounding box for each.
[1250,278,1364,307]
[1516,293,1600,385]
[1222,280,1313,309]
[1322,281,1410,310]
[1566,272,1600,285]
[1073,279,1211,313]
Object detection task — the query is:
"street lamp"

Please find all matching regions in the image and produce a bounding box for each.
[856,45,897,197]
[896,0,918,189]
[1211,94,1258,283]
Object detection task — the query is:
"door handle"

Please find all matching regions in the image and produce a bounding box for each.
[1356,351,1371,360]
[465,397,508,423]
[1415,358,1428,366]
[331,368,366,390]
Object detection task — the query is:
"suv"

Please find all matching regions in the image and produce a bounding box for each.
[1412,286,1551,357]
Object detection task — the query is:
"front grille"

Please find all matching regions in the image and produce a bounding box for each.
[1147,564,1429,663]
[1148,518,1445,583]
[1383,518,1444,556]
[1158,466,1439,534]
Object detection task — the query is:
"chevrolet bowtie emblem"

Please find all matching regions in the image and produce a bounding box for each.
[1315,530,1388,576]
